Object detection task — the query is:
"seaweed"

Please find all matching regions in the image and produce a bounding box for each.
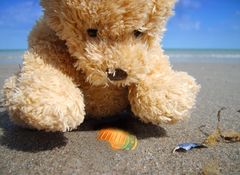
[221,130,240,143]
[202,107,240,146]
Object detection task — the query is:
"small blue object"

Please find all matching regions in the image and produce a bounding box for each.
[173,143,207,153]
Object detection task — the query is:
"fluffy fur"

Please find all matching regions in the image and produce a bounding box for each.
[3,0,200,132]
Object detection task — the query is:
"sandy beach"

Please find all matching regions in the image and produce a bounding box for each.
[0,62,240,174]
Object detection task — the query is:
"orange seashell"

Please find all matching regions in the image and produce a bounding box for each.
[97,128,138,151]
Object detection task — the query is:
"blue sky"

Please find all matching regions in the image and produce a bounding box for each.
[0,0,239,49]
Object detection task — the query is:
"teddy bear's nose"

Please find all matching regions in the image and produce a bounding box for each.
[107,68,128,81]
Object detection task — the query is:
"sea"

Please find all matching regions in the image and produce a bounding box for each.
[0,49,240,64]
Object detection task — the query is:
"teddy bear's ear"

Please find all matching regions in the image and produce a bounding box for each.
[151,0,176,21]
[40,0,63,33]
[144,0,176,38]
[40,0,62,12]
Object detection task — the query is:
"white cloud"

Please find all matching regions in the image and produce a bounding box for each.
[179,21,201,31]
[173,0,202,31]
[176,16,201,31]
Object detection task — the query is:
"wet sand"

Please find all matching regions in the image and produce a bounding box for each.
[0,63,240,175]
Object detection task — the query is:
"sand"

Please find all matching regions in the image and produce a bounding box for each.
[0,63,239,175]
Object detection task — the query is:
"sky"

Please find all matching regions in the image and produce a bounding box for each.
[0,0,239,49]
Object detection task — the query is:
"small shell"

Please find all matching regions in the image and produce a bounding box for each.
[173,143,207,153]
[97,128,138,151]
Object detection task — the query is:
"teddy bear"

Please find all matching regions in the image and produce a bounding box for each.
[2,0,200,132]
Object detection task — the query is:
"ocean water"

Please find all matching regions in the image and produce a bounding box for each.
[0,50,25,64]
[0,49,240,64]
[166,49,240,63]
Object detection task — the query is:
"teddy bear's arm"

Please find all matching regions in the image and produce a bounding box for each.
[3,20,86,132]
[128,67,200,125]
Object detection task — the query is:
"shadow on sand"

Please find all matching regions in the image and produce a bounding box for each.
[0,110,167,152]
[78,111,167,140]
[0,111,68,153]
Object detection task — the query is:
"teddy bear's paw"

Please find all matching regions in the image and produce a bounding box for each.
[4,85,86,132]
[5,88,85,132]
[2,55,86,132]
[2,75,31,128]
[128,71,200,125]
[9,104,85,132]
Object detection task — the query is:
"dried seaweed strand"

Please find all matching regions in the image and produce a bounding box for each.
[202,108,225,145]
[202,107,240,145]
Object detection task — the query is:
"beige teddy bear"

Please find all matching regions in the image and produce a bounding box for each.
[3,0,200,132]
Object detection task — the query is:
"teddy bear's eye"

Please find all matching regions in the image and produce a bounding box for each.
[134,30,143,38]
[87,29,98,37]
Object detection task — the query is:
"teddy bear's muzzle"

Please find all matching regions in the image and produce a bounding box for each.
[107,68,128,81]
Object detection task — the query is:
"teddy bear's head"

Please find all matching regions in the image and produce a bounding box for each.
[41,0,176,86]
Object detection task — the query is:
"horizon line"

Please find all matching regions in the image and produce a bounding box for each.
[0,48,240,51]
